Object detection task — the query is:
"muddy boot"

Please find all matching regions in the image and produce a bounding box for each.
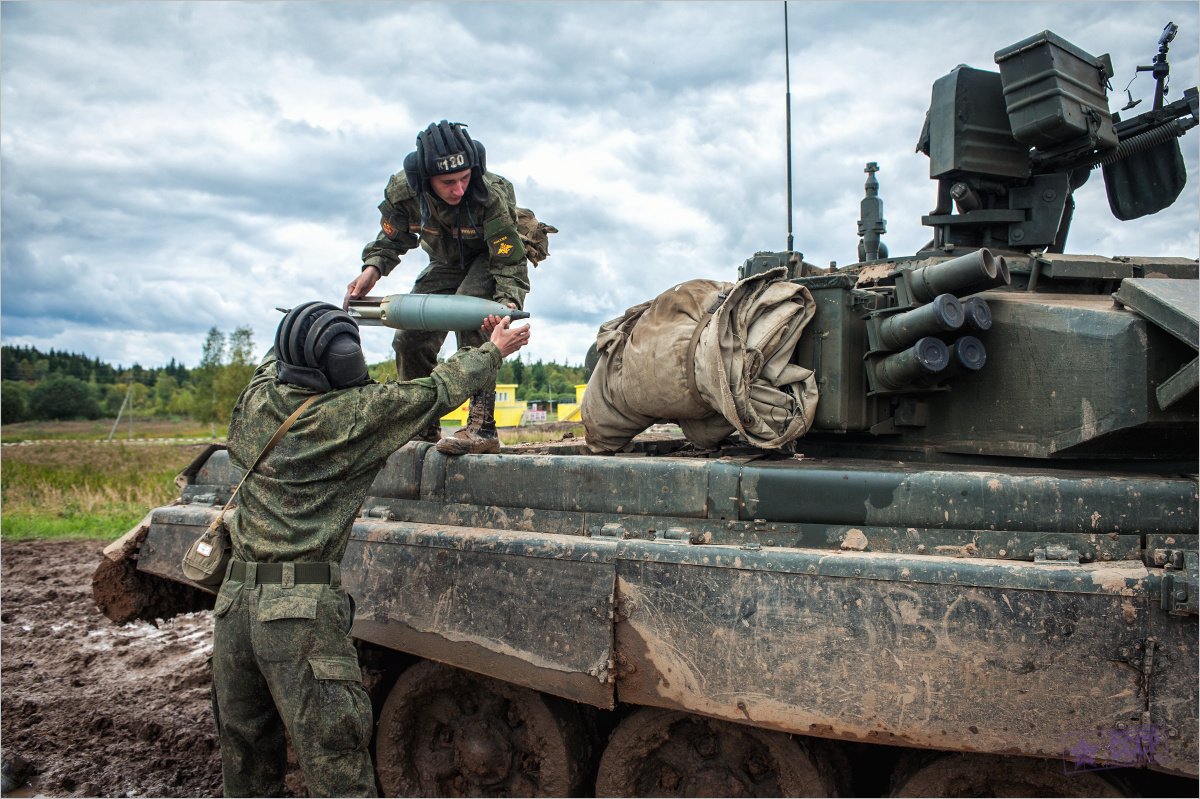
[436,389,500,455]
[411,421,442,444]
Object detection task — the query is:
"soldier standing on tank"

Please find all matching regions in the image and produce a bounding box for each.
[210,302,529,797]
[343,120,530,455]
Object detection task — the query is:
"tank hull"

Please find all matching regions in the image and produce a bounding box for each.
[137,443,1198,778]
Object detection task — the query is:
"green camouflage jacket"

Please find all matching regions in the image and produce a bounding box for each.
[225,342,501,563]
[362,171,529,308]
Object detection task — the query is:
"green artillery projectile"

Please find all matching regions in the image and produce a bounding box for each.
[348,294,530,331]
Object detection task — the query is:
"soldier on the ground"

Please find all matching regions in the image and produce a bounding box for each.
[210,302,529,797]
[343,120,530,456]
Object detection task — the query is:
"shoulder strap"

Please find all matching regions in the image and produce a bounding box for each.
[213,393,320,522]
[425,199,451,230]
[685,293,728,407]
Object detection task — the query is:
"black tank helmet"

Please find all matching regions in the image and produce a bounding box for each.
[403,120,488,206]
[274,302,370,392]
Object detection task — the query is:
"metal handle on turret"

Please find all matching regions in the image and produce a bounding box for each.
[348,294,530,331]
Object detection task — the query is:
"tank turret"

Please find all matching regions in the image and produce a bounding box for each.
[781,25,1198,463]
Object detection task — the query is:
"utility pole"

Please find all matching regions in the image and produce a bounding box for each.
[107,383,133,443]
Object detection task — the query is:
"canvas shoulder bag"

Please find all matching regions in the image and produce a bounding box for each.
[181,394,319,586]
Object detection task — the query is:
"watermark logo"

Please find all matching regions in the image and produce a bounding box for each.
[1061,724,1169,774]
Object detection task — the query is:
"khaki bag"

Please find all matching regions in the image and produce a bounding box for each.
[181,513,233,587]
[181,394,319,587]
[516,207,558,265]
[582,267,818,452]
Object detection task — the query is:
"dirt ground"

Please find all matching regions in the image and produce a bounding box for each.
[1,539,233,797]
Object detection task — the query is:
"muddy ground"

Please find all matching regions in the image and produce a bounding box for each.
[1,539,247,797]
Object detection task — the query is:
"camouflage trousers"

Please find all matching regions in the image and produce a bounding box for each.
[392,253,524,383]
[211,567,376,797]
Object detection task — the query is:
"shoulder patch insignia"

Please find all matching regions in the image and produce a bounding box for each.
[486,228,526,264]
[381,216,398,239]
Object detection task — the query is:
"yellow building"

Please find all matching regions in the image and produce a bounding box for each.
[441,384,526,427]
[555,384,587,422]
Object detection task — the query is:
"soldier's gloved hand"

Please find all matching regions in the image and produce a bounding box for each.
[486,316,530,358]
[342,265,381,311]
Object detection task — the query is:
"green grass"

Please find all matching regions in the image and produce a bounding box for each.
[0,419,589,543]
[1,418,227,443]
[1,440,205,542]
[0,510,154,541]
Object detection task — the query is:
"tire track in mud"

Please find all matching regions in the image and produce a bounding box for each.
[1,540,223,797]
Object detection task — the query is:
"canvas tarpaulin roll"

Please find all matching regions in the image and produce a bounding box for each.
[582,267,818,452]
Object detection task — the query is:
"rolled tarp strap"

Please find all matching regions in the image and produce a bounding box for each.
[684,293,728,407]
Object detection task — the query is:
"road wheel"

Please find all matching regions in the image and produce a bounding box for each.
[374,660,593,797]
[595,707,835,797]
[889,752,1125,797]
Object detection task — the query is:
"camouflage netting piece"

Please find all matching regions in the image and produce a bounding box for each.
[583,267,818,452]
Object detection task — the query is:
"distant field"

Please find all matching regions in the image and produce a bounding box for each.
[500,423,586,444]
[0,419,586,542]
[1,418,227,444]
[1,418,580,444]
[1,439,204,542]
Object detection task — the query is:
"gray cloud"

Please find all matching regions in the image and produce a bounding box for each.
[3,1,1196,370]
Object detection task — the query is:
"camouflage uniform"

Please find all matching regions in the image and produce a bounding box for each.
[361,170,529,381]
[211,342,501,797]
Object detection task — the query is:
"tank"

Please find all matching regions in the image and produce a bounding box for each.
[94,26,1197,797]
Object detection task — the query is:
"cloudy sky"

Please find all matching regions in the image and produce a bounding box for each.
[3,1,1197,370]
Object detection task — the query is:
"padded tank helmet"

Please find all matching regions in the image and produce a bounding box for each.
[274,302,370,392]
[403,120,488,205]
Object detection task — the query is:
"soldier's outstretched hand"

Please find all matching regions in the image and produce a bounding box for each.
[342,266,381,311]
[485,315,530,358]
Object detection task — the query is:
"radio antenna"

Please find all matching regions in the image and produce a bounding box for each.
[784,1,794,253]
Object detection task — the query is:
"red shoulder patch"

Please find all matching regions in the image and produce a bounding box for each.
[381,216,398,239]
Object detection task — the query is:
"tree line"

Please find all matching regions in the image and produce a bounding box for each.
[2,332,588,425]
[1,328,256,426]
[367,356,587,405]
